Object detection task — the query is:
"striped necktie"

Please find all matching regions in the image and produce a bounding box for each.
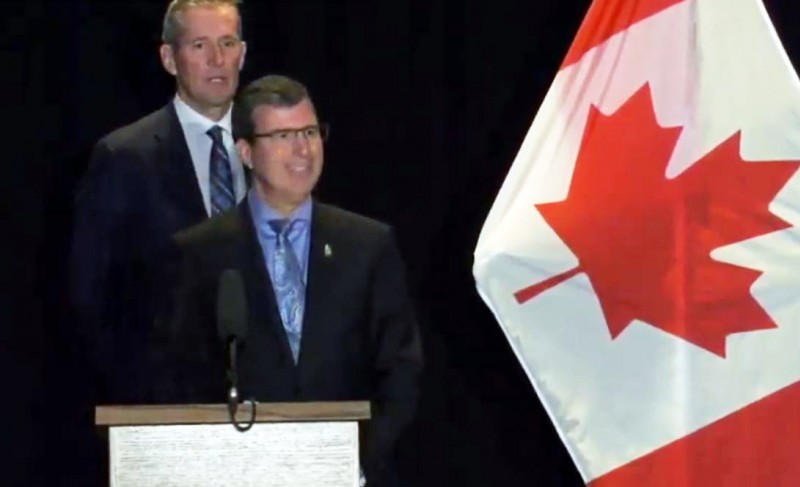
[207,125,235,215]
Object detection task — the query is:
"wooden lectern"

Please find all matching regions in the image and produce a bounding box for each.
[95,401,370,487]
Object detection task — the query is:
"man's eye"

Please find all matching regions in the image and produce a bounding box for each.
[305,128,319,137]
[277,132,291,139]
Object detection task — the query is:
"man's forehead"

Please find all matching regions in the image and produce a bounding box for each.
[176,4,240,32]
[253,101,318,127]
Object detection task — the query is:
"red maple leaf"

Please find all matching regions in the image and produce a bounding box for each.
[514,84,798,357]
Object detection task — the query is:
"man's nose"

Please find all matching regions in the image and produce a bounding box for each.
[207,43,224,66]
[293,132,311,154]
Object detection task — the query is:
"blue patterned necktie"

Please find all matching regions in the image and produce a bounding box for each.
[207,125,235,215]
[269,219,306,363]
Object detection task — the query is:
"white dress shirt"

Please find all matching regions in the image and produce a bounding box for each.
[173,95,247,216]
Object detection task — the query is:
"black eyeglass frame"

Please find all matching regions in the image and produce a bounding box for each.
[251,123,330,142]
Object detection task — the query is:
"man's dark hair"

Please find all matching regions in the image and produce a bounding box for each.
[233,75,312,141]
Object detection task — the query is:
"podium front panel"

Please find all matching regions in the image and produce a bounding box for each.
[109,421,359,487]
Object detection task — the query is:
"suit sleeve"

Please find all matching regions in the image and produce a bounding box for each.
[69,140,131,381]
[150,234,218,404]
[364,227,424,482]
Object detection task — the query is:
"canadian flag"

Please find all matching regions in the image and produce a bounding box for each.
[473,0,800,485]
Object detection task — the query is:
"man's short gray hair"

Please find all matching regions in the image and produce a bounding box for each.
[161,0,242,45]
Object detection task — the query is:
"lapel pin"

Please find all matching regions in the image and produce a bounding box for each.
[324,243,333,258]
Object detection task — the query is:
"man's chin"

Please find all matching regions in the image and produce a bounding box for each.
[197,92,235,108]
[208,96,235,107]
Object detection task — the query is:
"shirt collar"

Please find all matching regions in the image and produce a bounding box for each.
[173,94,234,136]
[247,189,312,236]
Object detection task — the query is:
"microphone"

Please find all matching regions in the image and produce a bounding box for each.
[216,269,255,431]
[217,269,248,345]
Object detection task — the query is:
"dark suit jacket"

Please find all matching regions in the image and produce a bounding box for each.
[70,103,207,403]
[153,201,423,486]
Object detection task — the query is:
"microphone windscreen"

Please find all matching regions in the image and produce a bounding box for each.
[216,269,248,342]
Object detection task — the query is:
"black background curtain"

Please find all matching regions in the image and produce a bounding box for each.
[4,1,800,485]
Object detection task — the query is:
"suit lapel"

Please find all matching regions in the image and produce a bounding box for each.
[237,203,295,364]
[235,201,342,371]
[298,202,341,369]
[155,103,207,222]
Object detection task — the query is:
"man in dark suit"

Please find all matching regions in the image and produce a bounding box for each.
[155,74,423,486]
[70,0,248,404]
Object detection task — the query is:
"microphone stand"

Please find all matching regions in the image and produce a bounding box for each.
[225,337,256,432]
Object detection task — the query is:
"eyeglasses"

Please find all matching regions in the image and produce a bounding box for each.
[252,123,329,144]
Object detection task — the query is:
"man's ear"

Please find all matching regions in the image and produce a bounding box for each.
[239,41,247,70]
[159,43,177,76]
[236,139,252,169]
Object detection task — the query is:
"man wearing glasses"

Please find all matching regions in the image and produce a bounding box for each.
[70,0,247,404]
[156,75,423,487]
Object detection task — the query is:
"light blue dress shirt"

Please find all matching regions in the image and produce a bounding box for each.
[247,189,312,287]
